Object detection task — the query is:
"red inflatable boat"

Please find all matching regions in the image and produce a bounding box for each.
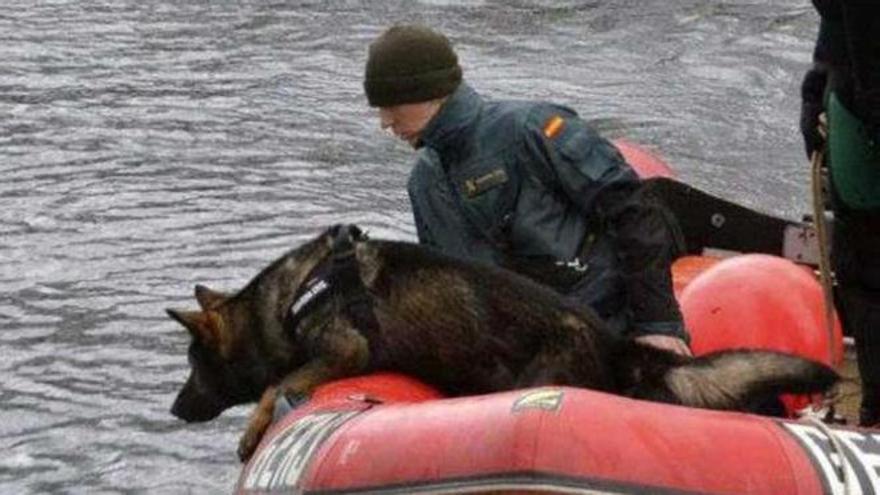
[237,376,876,494]
[234,142,867,495]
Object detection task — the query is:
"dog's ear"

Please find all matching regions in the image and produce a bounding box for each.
[194,284,228,311]
[166,309,211,341]
[166,309,230,356]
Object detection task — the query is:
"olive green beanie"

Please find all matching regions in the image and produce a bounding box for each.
[364,24,462,107]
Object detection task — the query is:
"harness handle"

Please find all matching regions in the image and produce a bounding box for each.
[284,225,379,359]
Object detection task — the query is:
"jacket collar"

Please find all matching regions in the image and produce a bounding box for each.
[418,83,481,153]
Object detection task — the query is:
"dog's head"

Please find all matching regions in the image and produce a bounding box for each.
[167,284,262,423]
[167,225,363,423]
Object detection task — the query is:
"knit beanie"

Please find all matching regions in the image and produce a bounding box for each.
[364,25,462,107]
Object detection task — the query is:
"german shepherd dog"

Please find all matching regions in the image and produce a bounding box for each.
[168,225,839,461]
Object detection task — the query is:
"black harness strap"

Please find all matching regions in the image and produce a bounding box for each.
[284,225,380,353]
[330,225,381,341]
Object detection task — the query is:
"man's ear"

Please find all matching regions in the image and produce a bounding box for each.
[166,309,229,356]
[194,284,228,310]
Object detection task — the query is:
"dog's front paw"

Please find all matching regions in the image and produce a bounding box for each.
[237,426,265,463]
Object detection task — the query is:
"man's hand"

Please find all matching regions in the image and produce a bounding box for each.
[800,65,829,158]
[635,334,692,357]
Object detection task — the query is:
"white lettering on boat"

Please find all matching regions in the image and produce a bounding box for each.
[241,411,357,491]
[783,422,880,495]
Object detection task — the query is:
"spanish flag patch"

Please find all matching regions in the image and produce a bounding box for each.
[543,115,565,139]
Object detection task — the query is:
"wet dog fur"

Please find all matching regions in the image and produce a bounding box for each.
[167,225,839,461]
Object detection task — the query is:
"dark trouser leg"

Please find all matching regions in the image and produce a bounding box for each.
[832,206,880,425]
[835,287,880,425]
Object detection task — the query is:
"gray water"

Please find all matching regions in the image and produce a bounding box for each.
[0,1,820,493]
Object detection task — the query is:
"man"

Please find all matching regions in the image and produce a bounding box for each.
[800,1,880,426]
[364,24,690,356]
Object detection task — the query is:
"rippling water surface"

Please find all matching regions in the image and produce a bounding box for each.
[0,1,819,492]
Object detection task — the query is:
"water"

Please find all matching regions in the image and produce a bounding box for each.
[0,1,820,492]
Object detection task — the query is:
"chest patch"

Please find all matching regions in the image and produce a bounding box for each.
[464,168,508,198]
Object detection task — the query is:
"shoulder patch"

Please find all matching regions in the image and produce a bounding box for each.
[543,115,566,139]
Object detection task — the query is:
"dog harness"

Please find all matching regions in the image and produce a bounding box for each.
[283,225,381,348]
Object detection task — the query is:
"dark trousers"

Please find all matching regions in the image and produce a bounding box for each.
[832,202,880,424]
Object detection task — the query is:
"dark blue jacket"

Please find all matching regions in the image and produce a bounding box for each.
[801,0,880,155]
[407,83,686,339]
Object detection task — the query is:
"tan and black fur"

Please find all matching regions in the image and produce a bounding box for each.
[168,225,839,461]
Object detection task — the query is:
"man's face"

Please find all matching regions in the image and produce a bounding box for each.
[378,100,442,148]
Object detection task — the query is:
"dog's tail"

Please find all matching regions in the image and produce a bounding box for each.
[624,347,840,412]
[667,350,839,411]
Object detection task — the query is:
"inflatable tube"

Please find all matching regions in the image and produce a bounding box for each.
[613,139,675,179]
[671,255,721,299]
[678,254,844,415]
[680,254,843,367]
[237,379,872,494]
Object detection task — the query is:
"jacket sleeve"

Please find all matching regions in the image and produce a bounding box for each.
[410,194,434,245]
[800,2,845,158]
[521,108,687,339]
[407,155,438,248]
